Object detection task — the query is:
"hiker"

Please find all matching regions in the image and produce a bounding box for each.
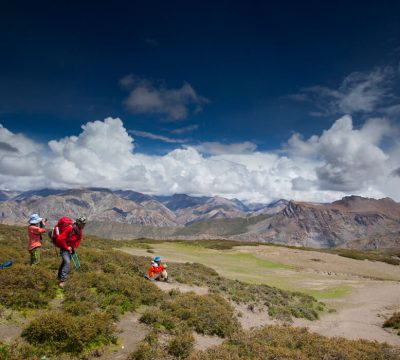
[55,216,86,287]
[147,255,168,282]
[27,214,47,265]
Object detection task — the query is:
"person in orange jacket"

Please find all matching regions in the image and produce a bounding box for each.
[27,214,47,265]
[147,256,168,282]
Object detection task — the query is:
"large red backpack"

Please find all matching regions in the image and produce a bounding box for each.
[49,216,74,247]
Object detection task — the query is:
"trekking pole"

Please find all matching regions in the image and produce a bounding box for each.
[70,253,79,270]
[70,252,81,270]
[74,252,81,268]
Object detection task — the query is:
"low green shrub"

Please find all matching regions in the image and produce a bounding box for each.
[332,248,400,266]
[0,340,46,360]
[63,300,94,316]
[175,239,261,250]
[0,343,8,358]
[167,331,195,359]
[188,325,400,360]
[22,310,117,354]
[129,334,167,360]
[0,264,57,309]
[383,312,400,334]
[161,292,239,337]
[169,262,222,287]
[140,308,183,332]
[62,269,162,316]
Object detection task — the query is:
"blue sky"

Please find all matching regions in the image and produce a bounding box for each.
[1,1,400,202]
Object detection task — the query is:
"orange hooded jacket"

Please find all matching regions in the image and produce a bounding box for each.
[148,261,165,278]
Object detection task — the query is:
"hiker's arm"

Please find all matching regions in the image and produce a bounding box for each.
[31,227,46,235]
[74,231,83,248]
[57,225,73,251]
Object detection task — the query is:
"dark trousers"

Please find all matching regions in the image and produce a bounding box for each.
[58,249,71,282]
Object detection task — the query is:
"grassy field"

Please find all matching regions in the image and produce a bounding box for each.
[120,241,386,301]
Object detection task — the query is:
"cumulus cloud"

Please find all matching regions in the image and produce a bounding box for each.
[392,168,400,177]
[0,117,399,203]
[120,74,209,120]
[0,124,43,176]
[0,124,42,155]
[288,115,393,192]
[290,66,396,116]
[0,142,19,152]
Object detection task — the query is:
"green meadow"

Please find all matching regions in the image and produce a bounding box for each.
[121,242,354,301]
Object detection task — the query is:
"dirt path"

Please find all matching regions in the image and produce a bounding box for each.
[0,309,27,344]
[293,281,400,346]
[154,281,209,295]
[96,312,148,359]
[0,323,22,343]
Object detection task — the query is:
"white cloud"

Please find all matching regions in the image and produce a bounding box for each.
[0,124,42,155]
[0,124,43,176]
[385,104,400,118]
[120,75,209,120]
[170,124,199,134]
[129,129,188,143]
[291,66,396,116]
[194,141,257,155]
[0,117,399,203]
[288,115,394,192]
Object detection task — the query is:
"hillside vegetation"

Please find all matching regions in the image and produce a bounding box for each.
[0,224,399,359]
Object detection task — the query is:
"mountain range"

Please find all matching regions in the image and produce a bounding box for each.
[0,188,399,249]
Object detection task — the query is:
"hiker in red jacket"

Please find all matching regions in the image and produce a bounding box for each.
[27,214,47,265]
[56,216,86,287]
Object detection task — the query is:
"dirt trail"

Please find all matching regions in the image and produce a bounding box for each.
[293,280,400,346]
[154,281,209,295]
[0,323,22,343]
[97,312,148,360]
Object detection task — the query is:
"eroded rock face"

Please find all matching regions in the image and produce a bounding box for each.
[238,197,400,248]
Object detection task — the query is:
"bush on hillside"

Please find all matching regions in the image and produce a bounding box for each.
[188,325,400,360]
[129,334,168,360]
[0,340,46,360]
[167,331,195,359]
[129,330,194,360]
[140,308,185,332]
[61,270,162,318]
[161,292,239,337]
[333,248,400,266]
[383,312,400,334]
[169,262,222,286]
[0,264,57,309]
[22,310,116,354]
